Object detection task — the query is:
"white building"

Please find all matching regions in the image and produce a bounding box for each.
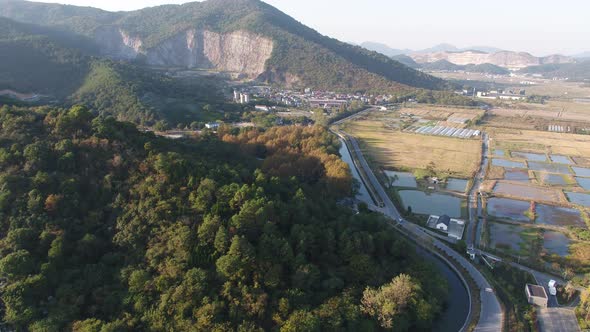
[255,105,270,112]
[205,122,220,130]
[435,215,450,232]
[476,91,525,101]
[427,215,466,240]
[526,284,548,308]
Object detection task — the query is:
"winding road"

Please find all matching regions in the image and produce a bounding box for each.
[332,120,504,331]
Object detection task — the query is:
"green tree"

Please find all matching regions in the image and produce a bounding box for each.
[361,274,421,329]
[216,236,255,281]
[0,250,35,278]
[281,310,320,332]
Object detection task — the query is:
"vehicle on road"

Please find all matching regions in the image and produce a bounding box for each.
[548,280,557,296]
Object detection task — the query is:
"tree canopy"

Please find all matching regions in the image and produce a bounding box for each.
[0,104,449,331]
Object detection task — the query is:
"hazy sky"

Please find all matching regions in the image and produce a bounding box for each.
[38,0,590,56]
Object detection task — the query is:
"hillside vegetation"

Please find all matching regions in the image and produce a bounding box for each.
[519,60,590,81]
[0,16,231,125]
[0,104,450,331]
[420,60,509,75]
[0,0,451,93]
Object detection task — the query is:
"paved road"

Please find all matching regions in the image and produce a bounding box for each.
[538,308,581,332]
[466,132,489,248]
[339,131,504,332]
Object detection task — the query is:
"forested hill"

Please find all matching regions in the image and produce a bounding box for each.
[518,60,590,81]
[0,16,230,126]
[0,17,94,98]
[0,0,451,92]
[0,104,449,331]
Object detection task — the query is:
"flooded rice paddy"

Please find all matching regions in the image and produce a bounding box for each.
[512,152,547,162]
[493,158,525,168]
[572,167,590,178]
[543,231,571,257]
[384,171,417,188]
[577,177,590,191]
[535,204,584,227]
[487,198,531,223]
[528,162,571,174]
[566,192,590,207]
[494,182,559,202]
[504,168,531,182]
[489,223,527,253]
[550,155,573,164]
[446,178,469,192]
[537,173,570,186]
[398,190,462,218]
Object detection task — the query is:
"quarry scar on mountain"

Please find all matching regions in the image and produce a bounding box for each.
[95,27,274,79]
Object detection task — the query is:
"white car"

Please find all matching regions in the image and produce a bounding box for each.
[548,280,557,296]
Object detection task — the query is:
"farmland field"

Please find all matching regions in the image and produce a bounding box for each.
[340,111,482,178]
[489,128,590,157]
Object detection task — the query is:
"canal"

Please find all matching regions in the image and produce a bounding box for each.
[338,139,373,204]
[338,138,470,331]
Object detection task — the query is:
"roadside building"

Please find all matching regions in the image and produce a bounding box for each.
[435,215,451,232]
[476,90,525,101]
[255,105,270,112]
[448,219,466,240]
[309,99,348,108]
[525,284,548,308]
[427,215,466,240]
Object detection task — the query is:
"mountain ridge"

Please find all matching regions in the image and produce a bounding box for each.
[410,50,574,70]
[0,0,450,92]
[361,42,505,56]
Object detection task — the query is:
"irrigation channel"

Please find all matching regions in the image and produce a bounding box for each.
[338,139,470,332]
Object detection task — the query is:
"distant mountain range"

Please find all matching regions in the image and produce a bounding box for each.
[361,42,575,71]
[410,51,574,70]
[359,42,411,57]
[0,0,450,93]
[420,60,510,75]
[573,52,590,59]
[361,42,505,56]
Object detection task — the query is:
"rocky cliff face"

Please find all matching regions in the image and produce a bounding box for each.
[410,50,574,70]
[95,26,143,60]
[93,28,274,79]
[201,30,273,78]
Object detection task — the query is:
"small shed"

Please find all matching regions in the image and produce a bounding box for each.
[525,284,548,308]
[435,215,451,232]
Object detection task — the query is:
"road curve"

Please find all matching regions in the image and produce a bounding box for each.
[334,126,504,332]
